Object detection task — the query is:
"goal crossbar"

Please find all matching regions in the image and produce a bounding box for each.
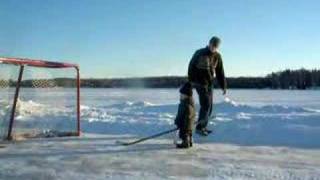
[0,57,79,69]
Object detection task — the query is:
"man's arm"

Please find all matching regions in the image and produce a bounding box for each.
[215,54,227,93]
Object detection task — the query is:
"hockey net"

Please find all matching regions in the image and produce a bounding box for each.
[0,57,80,141]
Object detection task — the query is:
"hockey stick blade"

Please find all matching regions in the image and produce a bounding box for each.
[115,140,133,146]
[115,127,178,146]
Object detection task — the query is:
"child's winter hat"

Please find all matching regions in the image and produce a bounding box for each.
[179,82,193,96]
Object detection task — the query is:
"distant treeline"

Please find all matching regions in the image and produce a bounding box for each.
[266,69,320,89]
[9,68,320,89]
[80,69,320,89]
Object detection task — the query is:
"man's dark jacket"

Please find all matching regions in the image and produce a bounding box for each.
[188,47,227,89]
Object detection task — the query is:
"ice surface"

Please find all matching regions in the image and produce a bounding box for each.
[1,135,320,180]
[1,89,320,179]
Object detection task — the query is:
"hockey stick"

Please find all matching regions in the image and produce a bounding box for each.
[115,118,212,146]
[115,127,179,146]
[116,117,220,146]
[116,96,226,146]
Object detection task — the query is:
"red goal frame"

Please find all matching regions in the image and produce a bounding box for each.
[0,57,81,140]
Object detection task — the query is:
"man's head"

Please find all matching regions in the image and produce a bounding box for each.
[208,36,221,53]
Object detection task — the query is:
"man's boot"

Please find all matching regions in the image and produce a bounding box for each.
[196,127,212,136]
[203,128,212,134]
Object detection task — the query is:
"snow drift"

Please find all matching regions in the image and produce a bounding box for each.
[3,96,320,148]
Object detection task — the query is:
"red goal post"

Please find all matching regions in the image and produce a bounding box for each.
[0,57,81,140]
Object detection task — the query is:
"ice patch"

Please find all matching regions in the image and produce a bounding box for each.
[224,96,238,106]
[236,112,251,120]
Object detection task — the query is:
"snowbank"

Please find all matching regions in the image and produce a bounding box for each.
[4,97,320,148]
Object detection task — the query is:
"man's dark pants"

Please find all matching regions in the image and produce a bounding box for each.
[194,84,213,130]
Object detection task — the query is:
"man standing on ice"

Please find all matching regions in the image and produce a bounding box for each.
[188,36,227,136]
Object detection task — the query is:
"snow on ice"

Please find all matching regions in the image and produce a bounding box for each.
[1,89,320,179]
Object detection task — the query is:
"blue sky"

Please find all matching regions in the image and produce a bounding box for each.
[1,0,319,78]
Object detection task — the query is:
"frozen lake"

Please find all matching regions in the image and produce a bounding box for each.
[1,88,320,179]
[81,88,320,108]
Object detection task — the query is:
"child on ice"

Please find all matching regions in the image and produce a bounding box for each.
[174,82,196,148]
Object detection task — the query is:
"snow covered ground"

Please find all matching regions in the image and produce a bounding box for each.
[1,89,320,179]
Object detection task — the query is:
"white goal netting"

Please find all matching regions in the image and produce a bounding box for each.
[0,63,79,140]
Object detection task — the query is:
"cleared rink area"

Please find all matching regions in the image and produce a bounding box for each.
[1,133,320,180]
